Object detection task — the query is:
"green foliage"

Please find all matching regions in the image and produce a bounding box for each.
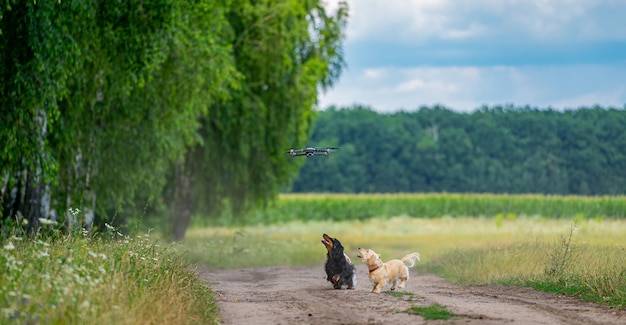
[179,0,348,224]
[1,0,347,238]
[221,193,626,226]
[291,105,626,195]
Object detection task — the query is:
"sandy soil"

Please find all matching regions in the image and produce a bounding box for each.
[197,265,625,325]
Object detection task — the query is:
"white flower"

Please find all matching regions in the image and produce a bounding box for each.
[88,251,97,258]
[1,308,15,317]
[39,250,50,258]
[80,300,90,309]
[3,242,15,250]
[38,218,58,226]
[35,240,50,247]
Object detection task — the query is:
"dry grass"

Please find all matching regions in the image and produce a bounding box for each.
[185,216,625,267]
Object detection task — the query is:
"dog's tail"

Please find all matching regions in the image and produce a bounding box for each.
[401,252,421,268]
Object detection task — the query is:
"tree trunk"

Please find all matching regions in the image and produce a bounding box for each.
[171,157,195,241]
[23,169,42,236]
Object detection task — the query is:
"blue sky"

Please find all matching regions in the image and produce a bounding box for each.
[319,0,626,112]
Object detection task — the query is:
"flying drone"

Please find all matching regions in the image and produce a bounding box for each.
[286,147,339,158]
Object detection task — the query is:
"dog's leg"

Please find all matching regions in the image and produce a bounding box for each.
[347,271,357,289]
[372,280,385,293]
[398,268,409,288]
[331,274,342,289]
[398,276,408,288]
[391,277,398,290]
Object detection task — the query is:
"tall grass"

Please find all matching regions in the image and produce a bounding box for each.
[199,193,626,226]
[423,221,626,307]
[1,221,219,324]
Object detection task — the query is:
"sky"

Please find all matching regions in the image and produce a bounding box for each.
[318,0,626,113]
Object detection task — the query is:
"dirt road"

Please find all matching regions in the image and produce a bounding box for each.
[197,265,625,325]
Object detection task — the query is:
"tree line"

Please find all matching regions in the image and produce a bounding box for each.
[290,105,626,195]
[1,0,348,240]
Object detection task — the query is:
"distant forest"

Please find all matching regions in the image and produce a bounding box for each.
[289,105,626,195]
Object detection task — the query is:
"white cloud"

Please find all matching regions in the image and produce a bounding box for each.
[319,1,626,112]
[319,64,626,112]
[325,0,626,44]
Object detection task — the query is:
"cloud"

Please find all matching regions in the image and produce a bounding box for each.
[319,1,626,112]
[319,64,626,112]
[329,0,626,44]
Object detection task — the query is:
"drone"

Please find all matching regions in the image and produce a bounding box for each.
[286,147,339,158]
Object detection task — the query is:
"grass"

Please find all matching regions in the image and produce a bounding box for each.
[4,195,625,324]
[1,221,219,325]
[405,303,456,320]
[385,291,456,320]
[185,216,626,307]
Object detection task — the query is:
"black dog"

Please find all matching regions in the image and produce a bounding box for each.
[321,233,357,289]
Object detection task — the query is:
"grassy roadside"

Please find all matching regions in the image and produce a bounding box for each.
[1,224,219,325]
[184,216,626,308]
[425,224,626,307]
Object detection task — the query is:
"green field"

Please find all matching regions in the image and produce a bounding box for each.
[203,193,626,226]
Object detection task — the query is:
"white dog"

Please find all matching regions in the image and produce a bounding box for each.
[357,248,420,293]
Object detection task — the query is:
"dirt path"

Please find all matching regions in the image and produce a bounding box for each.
[197,265,625,325]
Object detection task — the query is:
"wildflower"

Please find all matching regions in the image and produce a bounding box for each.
[38,218,58,226]
[88,251,97,258]
[35,240,50,247]
[3,241,15,250]
[39,250,50,258]
[22,219,28,225]
[1,308,15,317]
[80,300,90,309]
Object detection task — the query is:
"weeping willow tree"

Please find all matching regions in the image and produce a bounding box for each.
[169,0,348,240]
[0,0,347,240]
[1,0,238,235]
